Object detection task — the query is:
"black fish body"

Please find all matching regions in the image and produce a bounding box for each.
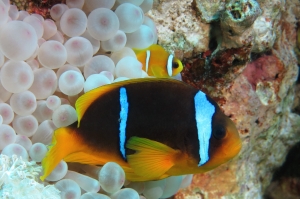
[41,78,241,181]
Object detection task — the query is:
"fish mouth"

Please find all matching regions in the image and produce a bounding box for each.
[208,140,242,166]
[224,120,242,158]
[219,138,242,160]
[232,140,242,154]
[225,140,242,158]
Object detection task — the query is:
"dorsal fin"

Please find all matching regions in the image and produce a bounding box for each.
[132,44,158,54]
[76,78,182,127]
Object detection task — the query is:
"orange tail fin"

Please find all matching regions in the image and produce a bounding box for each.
[40,127,86,181]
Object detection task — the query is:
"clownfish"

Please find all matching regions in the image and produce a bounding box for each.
[134,44,183,78]
[41,78,241,182]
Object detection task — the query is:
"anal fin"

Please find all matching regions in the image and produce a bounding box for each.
[64,151,107,165]
[64,151,151,182]
[63,150,125,166]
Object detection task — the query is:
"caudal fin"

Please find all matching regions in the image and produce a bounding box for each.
[40,127,86,181]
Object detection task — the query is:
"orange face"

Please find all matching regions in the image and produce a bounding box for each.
[166,109,241,176]
[203,114,242,171]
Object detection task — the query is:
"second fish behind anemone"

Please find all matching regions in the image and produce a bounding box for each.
[134,44,183,78]
[40,78,241,182]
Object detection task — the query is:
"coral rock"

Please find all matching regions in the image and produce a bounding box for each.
[182,45,252,93]
[174,0,300,198]
[147,0,210,57]
[221,0,262,35]
[220,0,262,49]
[194,0,225,23]
[252,16,276,52]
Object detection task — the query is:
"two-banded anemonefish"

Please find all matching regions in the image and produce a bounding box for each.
[134,44,183,78]
[40,78,241,182]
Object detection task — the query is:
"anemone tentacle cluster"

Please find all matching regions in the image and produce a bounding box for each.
[0,0,192,198]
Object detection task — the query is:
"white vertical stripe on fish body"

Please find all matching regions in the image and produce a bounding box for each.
[119,87,129,159]
[167,54,174,76]
[145,50,150,73]
[194,91,215,166]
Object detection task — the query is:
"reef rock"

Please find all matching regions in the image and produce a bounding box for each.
[148,0,300,198]
[147,0,210,58]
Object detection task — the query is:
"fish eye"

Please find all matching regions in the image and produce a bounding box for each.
[172,62,179,69]
[213,126,226,140]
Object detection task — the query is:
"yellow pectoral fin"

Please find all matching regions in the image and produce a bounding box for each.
[126,137,179,180]
[40,127,86,181]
